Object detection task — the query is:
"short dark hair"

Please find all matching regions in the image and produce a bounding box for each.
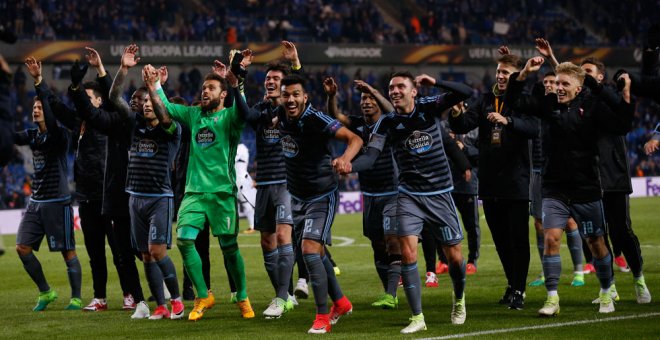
[580,57,605,75]
[265,63,289,77]
[169,96,187,105]
[281,74,306,89]
[497,54,523,69]
[543,71,556,78]
[203,73,228,91]
[135,86,148,94]
[390,71,415,83]
[83,81,103,98]
[33,96,41,102]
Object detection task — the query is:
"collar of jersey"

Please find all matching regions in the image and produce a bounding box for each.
[395,105,418,118]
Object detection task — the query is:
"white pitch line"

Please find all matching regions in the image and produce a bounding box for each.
[417,312,660,340]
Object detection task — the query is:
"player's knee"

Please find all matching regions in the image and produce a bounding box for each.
[301,239,322,254]
[62,250,76,261]
[275,227,291,245]
[16,244,31,256]
[148,245,166,261]
[444,245,463,263]
[219,236,238,253]
[260,232,276,250]
[401,248,417,263]
[177,238,195,250]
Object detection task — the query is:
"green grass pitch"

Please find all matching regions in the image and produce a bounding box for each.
[1,197,659,339]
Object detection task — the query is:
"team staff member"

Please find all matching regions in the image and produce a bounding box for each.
[449,54,539,310]
[580,57,650,304]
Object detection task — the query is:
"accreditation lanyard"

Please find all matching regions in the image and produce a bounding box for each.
[491,97,504,146]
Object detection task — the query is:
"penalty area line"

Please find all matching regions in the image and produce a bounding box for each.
[417,312,660,340]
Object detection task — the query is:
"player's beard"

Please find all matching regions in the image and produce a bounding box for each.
[201,97,222,113]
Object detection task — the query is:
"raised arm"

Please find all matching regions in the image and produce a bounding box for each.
[354,79,395,113]
[323,77,351,126]
[85,46,107,79]
[23,57,75,130]
[225,69,251,122]
[593,73,634,135]
[282,41,302,71]
[110,44,141,119]
[143,64,173,129]
[535,38,559,70]
[69,84,124,135]
[506,57,547,115]
[415,74,473,113]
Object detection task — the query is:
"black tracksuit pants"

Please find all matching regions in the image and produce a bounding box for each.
[104,213,144,301]
[603,192,643,277]
[482,199,530,293]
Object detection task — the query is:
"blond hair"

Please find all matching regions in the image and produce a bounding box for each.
[555,62,586,84]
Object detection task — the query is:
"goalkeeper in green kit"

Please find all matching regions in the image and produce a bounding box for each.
[146,51,255,321]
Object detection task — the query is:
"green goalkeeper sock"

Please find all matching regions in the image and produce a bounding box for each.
[220,236,247,301]
[178,237,208,299]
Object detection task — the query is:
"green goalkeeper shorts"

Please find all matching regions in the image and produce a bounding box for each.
[177,192,238,238]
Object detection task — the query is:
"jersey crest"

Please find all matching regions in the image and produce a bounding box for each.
[280,135,299,158]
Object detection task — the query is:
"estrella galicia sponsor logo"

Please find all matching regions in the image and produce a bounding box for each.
[133,139,158,157]
[280,135,299,158]
[405,130,433,154]
[196,128,216,147]
[262,128,281,144]
[33,151,46,171]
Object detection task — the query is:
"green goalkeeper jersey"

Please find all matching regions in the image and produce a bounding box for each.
[158,88,245,195]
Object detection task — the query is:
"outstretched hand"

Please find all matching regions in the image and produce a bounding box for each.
[211,60,227,78]
[121,44,140,69]
[281,41,299,62]
[84,47,103,68]
[142,64,159,88]
[24,57,42,82]
[498,45,510,55]
[240,49,254,68]
[323,77,338,96]
[534,38,554,58]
